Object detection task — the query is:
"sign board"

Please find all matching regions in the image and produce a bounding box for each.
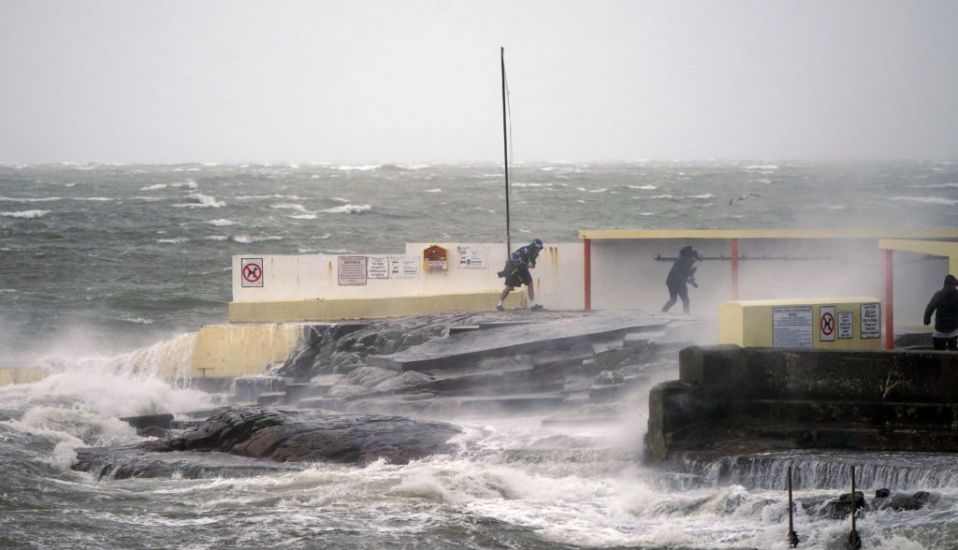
[819,306,836,342]
[772,306,813,349]
[838,311,853,339]
[457,245,487,269]
[389,256,420,279]
[367,256,389,279]
[861,303,881,339]
[337,256,367,286]
[240,257,264,288]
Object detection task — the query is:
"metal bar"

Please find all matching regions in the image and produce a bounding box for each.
[787,465,799,547]
[884,249,894,350]
[654,255,832,262]
[846,465,861,549]
[584,238,592,311]
[500,46,511,256]
[731,239,740,301]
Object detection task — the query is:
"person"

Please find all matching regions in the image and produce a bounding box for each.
[661,245,701,314]
[924,274,958,350]
[497,238,544,311]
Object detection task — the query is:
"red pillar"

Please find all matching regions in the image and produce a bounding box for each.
[883,249,894,350]
[584,238,592,311]
[730,239,740,300]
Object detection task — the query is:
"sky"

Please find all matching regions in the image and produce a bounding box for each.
[1,0,957,163]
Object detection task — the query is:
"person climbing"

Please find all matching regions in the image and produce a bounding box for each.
[924,274,958,350]
[497,238,544,311]
[661,245,701,314]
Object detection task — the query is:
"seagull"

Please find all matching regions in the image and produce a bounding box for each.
[729,192,763,206]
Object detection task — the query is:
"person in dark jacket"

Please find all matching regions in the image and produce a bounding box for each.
[497,239,544,311]
[661,245,701,314]
[924,274,958,350]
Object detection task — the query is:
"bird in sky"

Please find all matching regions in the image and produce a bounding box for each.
[728,192,763,206]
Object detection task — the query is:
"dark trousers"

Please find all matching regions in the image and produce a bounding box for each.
[933,336,958,350]
[662,284,690,314]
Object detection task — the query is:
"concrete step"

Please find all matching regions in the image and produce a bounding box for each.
[457,392,565,415]
[256,392,287,405]
[423,367,563,396]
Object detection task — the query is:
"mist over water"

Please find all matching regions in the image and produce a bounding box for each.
[2,161,958,548]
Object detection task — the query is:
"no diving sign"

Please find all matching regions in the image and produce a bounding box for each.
[819,306,836,342]
[241,257,264,287]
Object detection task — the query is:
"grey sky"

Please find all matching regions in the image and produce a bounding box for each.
[1,0,957,163]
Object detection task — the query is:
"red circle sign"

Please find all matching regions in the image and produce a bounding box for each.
[821,312,835,335]
[242,263,262,283]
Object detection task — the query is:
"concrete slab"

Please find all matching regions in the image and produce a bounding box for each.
[367,312,669,373]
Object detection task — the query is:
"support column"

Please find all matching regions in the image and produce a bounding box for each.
[883,249,894,350]
[730,239,740,301]
[584,238,592,311]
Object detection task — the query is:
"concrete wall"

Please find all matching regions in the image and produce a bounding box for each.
[0,367,48,387]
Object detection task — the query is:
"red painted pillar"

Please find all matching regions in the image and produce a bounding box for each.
[730,239,740,300]
[584,238,592,311]
[883,249,894,350]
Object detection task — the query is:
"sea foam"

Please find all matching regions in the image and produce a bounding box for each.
[1,209,49,218]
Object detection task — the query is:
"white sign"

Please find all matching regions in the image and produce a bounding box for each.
[457,245,487,269]
[838,311,853,339]
[773,306,813,349]
[337,256,367,286]
[367,256,389,279]
[240,257,264,288]
[819,306,836,342]
[861,303,881,339]
[388,256,420,279]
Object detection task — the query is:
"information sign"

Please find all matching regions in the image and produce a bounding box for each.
[773,306,813,349]
[819,306,836,342]
[838,311,853,339]
[337,256,367,286]
[861,303,881,339]
[367,256,389,279]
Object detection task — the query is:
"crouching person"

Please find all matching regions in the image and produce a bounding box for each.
[496,239,544,311]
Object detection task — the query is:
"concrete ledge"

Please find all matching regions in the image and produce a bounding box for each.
[0,366,48,387]
[228,292,526,323]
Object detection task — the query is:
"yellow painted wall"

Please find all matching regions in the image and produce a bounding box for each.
[0,367,49,387]
[229,292,525,323]
[720,297,883,350]
[191,323,304,378]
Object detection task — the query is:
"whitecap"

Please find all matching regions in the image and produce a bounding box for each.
[157,238,188,244]
[404,163,431,170]
[206,236,228,241]
[0,288,17,293]
[424,188,442,193]
[141,183,168,191]
[639,212,655,216]
[628,185,657,190]
[0,196,60,203]
[513,182,551,188]
[122,317,155,325]
[330,197,350,203]
[311,233,332,240]
[744,164,779,171]
[687,193,714,199]
[576,187,587,192]
[589,188,608,193]
[924,183,958,189]
[888,196,958,206]
[826,205,846,210]
[650,194,674,199]
[206,219,236,226]
[174,193,225,208]
[270,203,310,213]
[474,207,496,214]
[1,209,49,218]
[753,178,772,185]
[232,235,283,244]
[288,214,318,220]
[64,183,77,187]
[75,197,114,202]
[321,204,371,214]
[576,199,586,203]
[334,164,380,172]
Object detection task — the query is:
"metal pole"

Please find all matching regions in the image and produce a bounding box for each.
[500,46,511,256]
[883,249,894,350]
[846,465,861,550]
[584,238,592,311]
[731,238,740,300]
[787,465,799,548]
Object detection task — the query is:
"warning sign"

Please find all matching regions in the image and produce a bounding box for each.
[367,256,389,279]
[819,306,836,342]
[773,306,813,349]
[337,256,367,286]
[389,256,420,279]
[861,303,881,339]
[241,257,264,288]
[838,311,853,339]
[457,245,487,269]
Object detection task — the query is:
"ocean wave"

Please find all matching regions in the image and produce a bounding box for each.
[888,196,958,206]
[270,203,310,213]
[0,196,60,202]
[333,164,381,172]
[1,209,49,218]
[312,233,332,240]
[157,238,189,244]
[288,214,318,220]
[753,178,772,185]
[512,182,552,188]
[141,180,198,191]
[75,197,114,202]
[589,188,608,193]
[744,164,779,171]
[235,194,304,201]
[206,235,228,241]
[424,188,442,193]
[321,204,371,214]
[122,317,155,325]
[232,235,284,244]
[924,183,958,189]
[687,193,714,199]
[330,197,350,203]
[628,185,657,190]
[639,212,655,216]
[650,194,674,199]
[174,193,225,208]
[206,219,236,226]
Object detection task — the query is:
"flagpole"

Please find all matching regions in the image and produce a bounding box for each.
[500,46,512,256]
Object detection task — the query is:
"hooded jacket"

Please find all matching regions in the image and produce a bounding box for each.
[666,247,700,288]
[924,274,958,333]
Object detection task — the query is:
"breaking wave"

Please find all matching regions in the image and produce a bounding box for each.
[1,209,49,218]
[888,196,958,206]
[321,204,371,214]
[174,193,225,208]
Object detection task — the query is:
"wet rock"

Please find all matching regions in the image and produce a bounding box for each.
[873,490,934,512]
[73,408,461,479]
[822,491,868,519]
[875,488,891,498]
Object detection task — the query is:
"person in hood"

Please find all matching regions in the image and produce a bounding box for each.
[924,274,958,350]
[497,239,544,311]
[661,245,701,314]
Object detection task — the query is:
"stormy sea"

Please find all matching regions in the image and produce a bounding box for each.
[2,161,958,549]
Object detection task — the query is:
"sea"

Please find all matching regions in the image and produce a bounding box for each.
[1,161,958,549]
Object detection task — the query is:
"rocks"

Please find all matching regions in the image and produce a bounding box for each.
[73,407,461,479]
[822,491,868,519]
[819,489,935,518]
